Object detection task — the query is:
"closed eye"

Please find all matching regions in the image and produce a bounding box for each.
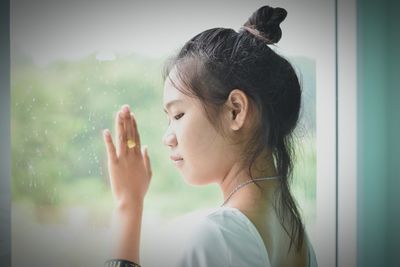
[167,113,184,126]
[174,113,184,120]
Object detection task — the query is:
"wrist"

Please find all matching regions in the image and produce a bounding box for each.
[115,200,144,215]
[110,202,143,263]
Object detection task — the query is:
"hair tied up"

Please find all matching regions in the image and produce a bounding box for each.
[240,25,275,44]
[242,5,288,44]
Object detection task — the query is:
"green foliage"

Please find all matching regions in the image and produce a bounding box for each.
[11,53,316,219]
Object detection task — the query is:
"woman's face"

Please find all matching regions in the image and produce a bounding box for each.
[162,73,237,185]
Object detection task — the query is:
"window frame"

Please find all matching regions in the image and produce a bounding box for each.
[337,0,357,266]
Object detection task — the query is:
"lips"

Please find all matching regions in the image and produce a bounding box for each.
[170,155,183,161]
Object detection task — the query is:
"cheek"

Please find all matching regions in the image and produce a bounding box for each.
[179,114,218,155]
[179,117,232,184]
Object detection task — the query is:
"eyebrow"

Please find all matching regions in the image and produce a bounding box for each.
[163,99,183,113]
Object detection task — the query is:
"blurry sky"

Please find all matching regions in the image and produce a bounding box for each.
[11,0,333,66]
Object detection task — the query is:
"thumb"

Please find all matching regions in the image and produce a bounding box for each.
[142,145,152,178]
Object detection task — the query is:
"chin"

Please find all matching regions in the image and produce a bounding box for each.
[182,173,212,186]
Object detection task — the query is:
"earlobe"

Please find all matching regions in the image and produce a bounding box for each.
[231,110,240,131]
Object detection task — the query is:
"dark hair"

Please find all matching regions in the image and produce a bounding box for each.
[162,5,304,253]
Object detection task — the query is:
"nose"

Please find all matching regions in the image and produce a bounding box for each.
[162,128,177,148]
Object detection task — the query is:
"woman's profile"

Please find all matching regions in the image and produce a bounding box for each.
[102,5,318,267]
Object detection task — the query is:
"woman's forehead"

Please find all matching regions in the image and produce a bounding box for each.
[163,66,200,108]
[163,78,184,102]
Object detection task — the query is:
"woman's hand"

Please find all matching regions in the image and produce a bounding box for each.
[103,104,152,211]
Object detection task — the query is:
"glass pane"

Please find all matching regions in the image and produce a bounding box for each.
[11,0,335,266]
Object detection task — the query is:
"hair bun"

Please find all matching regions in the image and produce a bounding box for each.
[243,6,287,44]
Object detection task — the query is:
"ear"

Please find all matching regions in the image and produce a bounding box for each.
[224,89,249,131]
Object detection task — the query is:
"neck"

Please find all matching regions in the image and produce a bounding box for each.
[218,153,280,209]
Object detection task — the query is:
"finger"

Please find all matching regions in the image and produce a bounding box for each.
[115,110,127,156]
[142,145,152,178]
[122,105,133,155]
[125,109,133,146]
[129,112,140,153]
[103,129,118,163]
[130,112,141,150]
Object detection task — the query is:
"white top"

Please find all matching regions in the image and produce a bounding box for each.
[141,206,318,267]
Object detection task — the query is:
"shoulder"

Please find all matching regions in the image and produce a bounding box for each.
[190,207,250,243]
[170,208,230,267]
[184,211,230,250]
[174,207,270,267]
[142,208,227,267]
[207,207,271,266]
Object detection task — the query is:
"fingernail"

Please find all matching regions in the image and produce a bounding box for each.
[123,106,130,113]
[103,129,110,136]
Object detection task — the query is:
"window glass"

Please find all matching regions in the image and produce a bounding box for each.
[11,0,334,265]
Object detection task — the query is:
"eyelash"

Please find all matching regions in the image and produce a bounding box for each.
[174,113,184,120]
[167,113,184,125]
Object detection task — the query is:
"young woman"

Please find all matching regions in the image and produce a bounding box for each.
[103,5,318,267]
